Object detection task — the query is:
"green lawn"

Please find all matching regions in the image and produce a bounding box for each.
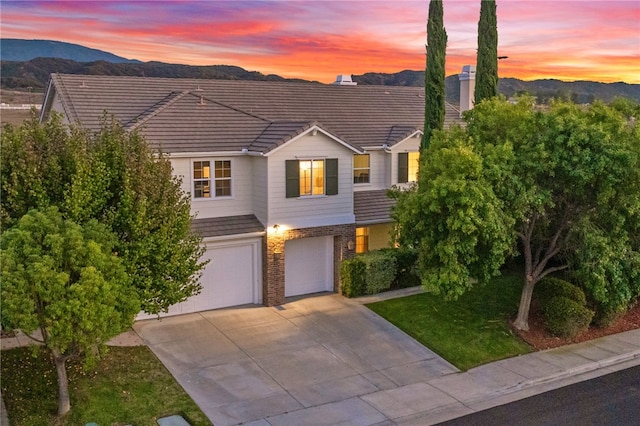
[1,345,210,426]
[366,270,533,370]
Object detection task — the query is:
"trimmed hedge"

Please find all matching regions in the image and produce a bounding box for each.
[340,248,417,297]
[535,277,587,306]
[543,296,594,338]
[340,257,366,298]
[362,251,396,295]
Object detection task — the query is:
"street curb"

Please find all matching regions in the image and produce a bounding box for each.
[504,349,640,393]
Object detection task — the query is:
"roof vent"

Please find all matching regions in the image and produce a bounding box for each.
[195,85,203,92]
[79,81,88,88]
[198,96,206,105]
[332,74,357,86]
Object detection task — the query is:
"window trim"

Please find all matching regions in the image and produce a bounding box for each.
[356,227,369,254]
[192,158,233,200]
[353,154,370,184]
[193,160,211,199]
[398,151,419,184]
[286,158,338,198]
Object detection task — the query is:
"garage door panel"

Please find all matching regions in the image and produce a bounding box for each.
[137,239,261,319]
[285,236,333,297]
[201,244,256,309]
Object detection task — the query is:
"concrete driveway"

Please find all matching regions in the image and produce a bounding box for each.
[133,293,458,425]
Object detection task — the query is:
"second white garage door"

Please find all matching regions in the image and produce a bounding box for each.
[284,236,333,297]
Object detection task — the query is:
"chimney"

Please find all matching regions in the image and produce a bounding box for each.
[458,65,476,115]
[332,74,357,86]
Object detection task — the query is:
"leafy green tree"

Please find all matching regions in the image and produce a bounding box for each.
[1,114,206,314]
[1,207,140,415]
[393,97,640,330]
[422,0,447,151]
[475,0,498,104]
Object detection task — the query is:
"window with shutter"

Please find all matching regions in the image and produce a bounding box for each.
[398,152,419,183]
[285,158,338,198]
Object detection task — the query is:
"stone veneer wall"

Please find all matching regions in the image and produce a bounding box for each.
[262,223,356,306]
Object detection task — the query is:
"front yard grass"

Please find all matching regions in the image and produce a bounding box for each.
[1,345,210,426]
[366,269,532,370]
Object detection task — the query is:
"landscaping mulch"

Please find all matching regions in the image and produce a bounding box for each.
[514,302,640,351]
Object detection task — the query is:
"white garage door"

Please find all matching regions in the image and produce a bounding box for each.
[285,236,333,297]
[137,239,261,319]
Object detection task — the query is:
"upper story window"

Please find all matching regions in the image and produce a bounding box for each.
[193,160,232,199]
[398,152,420,183]
[286,159,338,198]
[214,160,232,196]
[353,154,370,184]
[300,159,324,196]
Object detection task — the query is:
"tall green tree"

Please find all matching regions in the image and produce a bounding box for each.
[1,114,206,314]
[1,207,140,415]
[475,0,498,104]
[422,0,447,151]
[393,97,640,330]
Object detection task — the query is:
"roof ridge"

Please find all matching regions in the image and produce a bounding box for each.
[202,96,271,123]
[125,90,189,130]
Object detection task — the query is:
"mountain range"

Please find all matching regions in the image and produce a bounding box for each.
[2,39,638,104]
[1,39,140,63]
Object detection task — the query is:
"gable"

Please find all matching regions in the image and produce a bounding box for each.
[261,123,362,157]
[389,130,422,152]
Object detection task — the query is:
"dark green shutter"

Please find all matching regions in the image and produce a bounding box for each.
[398,153,408,183]
[286,160,300,198]
[326,158,338,195]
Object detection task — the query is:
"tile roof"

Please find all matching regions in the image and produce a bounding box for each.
[354,190,397,224]
[190,214,265,238]
[47,74,462,154]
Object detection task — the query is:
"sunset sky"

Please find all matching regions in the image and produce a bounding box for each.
[2,1,639,84]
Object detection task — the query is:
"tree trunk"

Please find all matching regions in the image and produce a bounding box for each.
[52,349,71,416]
[514,275,535,330]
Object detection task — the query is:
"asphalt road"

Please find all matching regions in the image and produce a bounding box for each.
[438,365,640,425]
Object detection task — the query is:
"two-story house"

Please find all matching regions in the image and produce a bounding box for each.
[41,72,468,317]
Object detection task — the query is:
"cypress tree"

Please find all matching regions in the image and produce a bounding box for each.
[475,0,498,104]
[422,0,447,151]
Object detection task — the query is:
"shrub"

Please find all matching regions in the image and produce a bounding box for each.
[543,296,594,338]
[363,251,397,295]
[386,247,420,289]
[535,277,587,306]
[592,304,627,328]
[339,258,366,298]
